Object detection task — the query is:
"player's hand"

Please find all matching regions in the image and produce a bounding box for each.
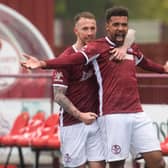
[163,61,168,73]
[109,29,135,61]
[78,112,98,125]
[21,53,44,69]
[109,46,127,61]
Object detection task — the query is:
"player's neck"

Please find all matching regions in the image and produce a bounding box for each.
[73,41,85,50]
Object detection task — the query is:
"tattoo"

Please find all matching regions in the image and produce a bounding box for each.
[53,86,80,119]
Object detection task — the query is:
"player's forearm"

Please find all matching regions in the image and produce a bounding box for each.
[55,93,81,119]
[53,85,81,119]
[44,53,86,69]
[124,29,136,48]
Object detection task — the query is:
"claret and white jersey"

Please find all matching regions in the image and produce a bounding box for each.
[48,36,165,117]
[47,37,165,163]
[52,45,99,126]
[78,37,164,116]
[52,46,105,167]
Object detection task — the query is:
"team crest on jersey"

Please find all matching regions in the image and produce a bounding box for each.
[111,144,121,154]
[64,153,72,163]
[54,72,63,82]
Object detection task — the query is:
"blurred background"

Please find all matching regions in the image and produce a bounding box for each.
[54,0,168,45]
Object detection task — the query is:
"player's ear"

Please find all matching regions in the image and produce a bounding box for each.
[105,23,109,31]
[74,27,78,35]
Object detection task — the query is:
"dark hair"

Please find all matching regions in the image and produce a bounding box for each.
[105,6,128,23]
[74,11,96,24]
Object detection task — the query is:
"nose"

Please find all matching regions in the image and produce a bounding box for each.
[87,29,93,35]
[118,24,124,31]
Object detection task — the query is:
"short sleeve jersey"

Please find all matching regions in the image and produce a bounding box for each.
[52,45,99,126]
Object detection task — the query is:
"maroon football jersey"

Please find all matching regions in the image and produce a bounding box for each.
[52,45,99,126]
[48,37,164,117]
[79,37,164,115]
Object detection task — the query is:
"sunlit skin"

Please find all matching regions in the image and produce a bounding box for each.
[106,16,128,46]
[74,17,97,49]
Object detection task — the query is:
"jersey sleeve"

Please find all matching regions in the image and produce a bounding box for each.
[138,57,164,73]
[45,52,86,69]
[128,43,144,65]
[129,43,164,73]
[52,68,69,88]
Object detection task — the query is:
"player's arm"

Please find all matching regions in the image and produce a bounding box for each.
[21,54,46,69]
[109,29,136,61]
[138,57,167,73]
[131,43,167,73]
[44,52,86,68]
[53,86,97,125]
[21,52,86,70]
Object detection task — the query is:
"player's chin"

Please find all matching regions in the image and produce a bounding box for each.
[85,37,95,42]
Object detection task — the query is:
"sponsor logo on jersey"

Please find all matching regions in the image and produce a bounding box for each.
[54,72,63,82]
[80,70,93,81]
[64,153,72,163]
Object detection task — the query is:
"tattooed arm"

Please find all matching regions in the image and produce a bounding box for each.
[53,86,97,125]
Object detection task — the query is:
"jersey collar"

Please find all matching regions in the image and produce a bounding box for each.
[105,36,116,46]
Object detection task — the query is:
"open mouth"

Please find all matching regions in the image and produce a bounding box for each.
[115,33,125,44]
[116,33,125,40]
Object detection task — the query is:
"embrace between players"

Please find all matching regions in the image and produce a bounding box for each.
[21,6,168,168]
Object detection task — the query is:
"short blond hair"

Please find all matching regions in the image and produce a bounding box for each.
[74,11,96,25]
